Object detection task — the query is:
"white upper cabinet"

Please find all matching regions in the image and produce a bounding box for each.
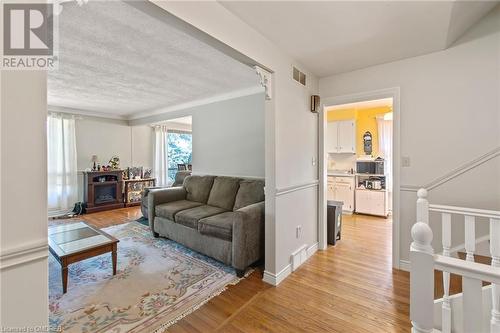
[326,121,339,153]
[326,120,355,154]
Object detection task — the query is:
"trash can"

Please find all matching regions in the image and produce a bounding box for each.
[327,200,343,245]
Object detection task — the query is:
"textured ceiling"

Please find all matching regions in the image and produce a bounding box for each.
[48,1,259,119]
[220,1,498,77]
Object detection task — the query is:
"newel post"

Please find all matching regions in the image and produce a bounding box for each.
[417,188,429,224]
[410,221,435,333]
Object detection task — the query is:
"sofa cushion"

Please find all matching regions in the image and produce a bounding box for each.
[233,179,265,210]
[175,205,227,229]
[207,176,241,210]
[155,200,202,220]
[184,175,215,203]
[198,212,235,241]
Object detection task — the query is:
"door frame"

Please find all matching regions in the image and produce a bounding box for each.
[318,87,401,269]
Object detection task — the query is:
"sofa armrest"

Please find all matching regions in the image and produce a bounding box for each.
[142,186,170,198]
[147,187,187,234]
[232,201,265,271]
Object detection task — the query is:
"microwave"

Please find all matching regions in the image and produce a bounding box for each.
[356,160,384,175]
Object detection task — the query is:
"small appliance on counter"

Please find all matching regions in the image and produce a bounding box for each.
[364,178,383,190]
[356,157,385,175]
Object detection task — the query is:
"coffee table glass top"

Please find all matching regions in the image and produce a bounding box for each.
[48,222,115,257]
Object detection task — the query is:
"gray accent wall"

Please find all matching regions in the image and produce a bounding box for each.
[192,93,265,178]
[132,92,266,179]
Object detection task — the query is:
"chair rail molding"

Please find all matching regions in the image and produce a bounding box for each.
[401,146,500,192]
[0,238,49,270]
[275,179,319,197]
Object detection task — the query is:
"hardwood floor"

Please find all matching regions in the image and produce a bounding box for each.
[65,209,412,332]
[52,206,143,228]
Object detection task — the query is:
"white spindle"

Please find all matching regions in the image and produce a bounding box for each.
[464,215,481,332]
[465,215,476,262]
[441,213,452,333]
[463,276,483,332]
[490,218,500,332]
[417,188,429,224]
[410,222,434,333]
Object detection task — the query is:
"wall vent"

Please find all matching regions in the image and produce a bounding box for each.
[292,66,306,86]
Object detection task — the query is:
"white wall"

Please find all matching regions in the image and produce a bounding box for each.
[0,71,49,327]
[145,1,321,284]
[73,117,152,201]
[319,7,500,263]
[75,117,152,171]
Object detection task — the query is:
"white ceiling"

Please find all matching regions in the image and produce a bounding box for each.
[48,1,259,119]
[220,1,498,77]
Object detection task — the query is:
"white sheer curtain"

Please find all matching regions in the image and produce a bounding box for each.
[47,113,78,216]
[153,125,169,186]
[377,115,393,210]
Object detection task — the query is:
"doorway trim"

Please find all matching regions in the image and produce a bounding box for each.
[318,87,401,269]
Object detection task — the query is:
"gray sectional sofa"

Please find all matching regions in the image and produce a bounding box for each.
[141,170,191,218]
[148,175,265,276]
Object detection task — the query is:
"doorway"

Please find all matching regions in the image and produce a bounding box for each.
[318,88,401,269]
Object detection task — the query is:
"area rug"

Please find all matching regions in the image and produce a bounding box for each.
[135,216,149,227]
[49,222,242,332]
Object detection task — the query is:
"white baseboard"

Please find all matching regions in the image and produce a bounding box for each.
[307,242,319,257]
[262,242,319,286]
[449,234,490,256]
[399,259,410,272]
[263,264,292,286]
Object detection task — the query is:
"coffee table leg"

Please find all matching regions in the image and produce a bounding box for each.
[62,261,68,294]
[112,244,117,275]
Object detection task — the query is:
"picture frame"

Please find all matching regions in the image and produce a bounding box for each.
[143,168,152,179]
[128,166,143,179]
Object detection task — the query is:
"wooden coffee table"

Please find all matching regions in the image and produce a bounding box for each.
[48,221,119,293]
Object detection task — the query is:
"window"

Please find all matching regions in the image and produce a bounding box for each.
[167,131,192,183]
[47,113,78,216]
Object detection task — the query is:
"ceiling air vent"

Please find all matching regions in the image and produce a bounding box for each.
[292,66,306,86]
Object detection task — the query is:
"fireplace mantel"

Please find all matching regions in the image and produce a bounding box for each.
[83,170,124,213]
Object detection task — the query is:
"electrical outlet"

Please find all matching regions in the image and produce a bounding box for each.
[402,156,411,167]
[296,225,302,238]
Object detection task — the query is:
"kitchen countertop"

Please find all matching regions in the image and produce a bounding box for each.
[327,171,355,177]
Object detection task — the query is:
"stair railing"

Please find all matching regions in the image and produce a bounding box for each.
[411,189,500,333]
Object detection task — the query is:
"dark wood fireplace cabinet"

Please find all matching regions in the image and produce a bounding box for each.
[83,170,124,213]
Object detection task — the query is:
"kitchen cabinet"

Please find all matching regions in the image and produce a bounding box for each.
[327,176,354,213]
[326,120,356,154]
[326,122,339,153]
[355,189,388,217]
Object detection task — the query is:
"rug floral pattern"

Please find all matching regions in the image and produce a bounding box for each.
[49,222,239,332]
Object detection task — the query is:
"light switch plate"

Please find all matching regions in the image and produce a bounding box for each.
[402,156,411,167]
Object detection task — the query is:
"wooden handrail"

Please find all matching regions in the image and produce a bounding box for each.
[434,255,500,285]
[429,204,500,219]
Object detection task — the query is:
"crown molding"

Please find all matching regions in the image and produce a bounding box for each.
[49,85,264,123]
[127,85,264,121]
[48,105,129,121]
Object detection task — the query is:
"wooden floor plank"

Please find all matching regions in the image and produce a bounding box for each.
[60,208,413,332]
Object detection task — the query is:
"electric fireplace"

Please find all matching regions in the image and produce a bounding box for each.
[83,170,124,213]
